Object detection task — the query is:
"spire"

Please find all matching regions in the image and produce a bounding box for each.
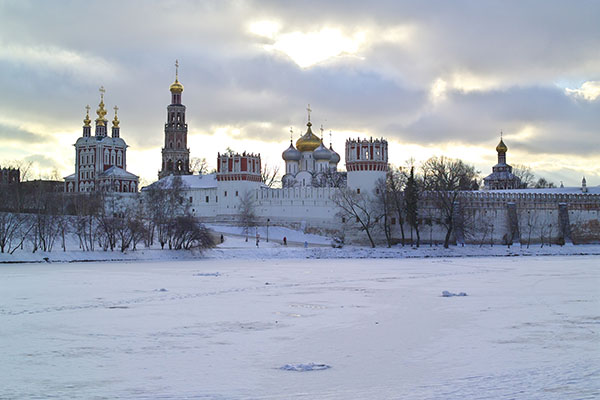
[83,105,91,127]
[112,105,120,128]
[96,86,107,126]
[290,127,293,143]
[306,103,312,126]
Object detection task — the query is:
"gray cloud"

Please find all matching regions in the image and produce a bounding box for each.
[0,123,49,143]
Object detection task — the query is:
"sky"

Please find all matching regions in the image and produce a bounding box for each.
[0,0,598,187]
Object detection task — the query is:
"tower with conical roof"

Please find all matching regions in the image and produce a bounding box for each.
[159,60,191,179]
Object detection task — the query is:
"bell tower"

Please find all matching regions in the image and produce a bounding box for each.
[159,60,191,179]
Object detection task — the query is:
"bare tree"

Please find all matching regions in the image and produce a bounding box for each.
[422,156,479,248]
[170,215,215,250]
[71,192,101,251]
[143,176,188,249]
[387,168,407,246]
[512,164,535,188]
[520,209,538,248]
[333,188,378,248]
[4,160,33,181]
[312,170,347,188]
[534,177,556,189]
[238,190,257,242]
[261,163,281,188]
[404,166,421,247]
[0,212,31,254]
[190,157,209,175]
[374,178,393,247]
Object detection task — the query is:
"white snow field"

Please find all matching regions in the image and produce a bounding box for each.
[1,256,599,399]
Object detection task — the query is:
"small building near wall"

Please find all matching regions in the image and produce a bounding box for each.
[483,137,522,190]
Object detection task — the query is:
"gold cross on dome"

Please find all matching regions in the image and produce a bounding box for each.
[307,104,312,122]
[99,86,105,100]
[175,59,179,78]
[114,105,119,115]
[290,127,293,141]
[85,104,90,113]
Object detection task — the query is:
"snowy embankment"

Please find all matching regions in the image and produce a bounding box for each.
[1,256,598,399]
[1,223,600,263]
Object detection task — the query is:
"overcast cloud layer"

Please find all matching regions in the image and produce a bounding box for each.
[0,0,598,186]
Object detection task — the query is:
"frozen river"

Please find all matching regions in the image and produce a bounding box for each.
[1,256,598,399]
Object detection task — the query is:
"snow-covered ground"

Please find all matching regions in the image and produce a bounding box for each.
[1,256,598,399]
[2,225,600,264]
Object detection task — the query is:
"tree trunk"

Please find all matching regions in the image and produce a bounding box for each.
[443,226,452,249]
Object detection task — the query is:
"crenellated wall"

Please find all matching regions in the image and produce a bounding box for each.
[180,181,600,245]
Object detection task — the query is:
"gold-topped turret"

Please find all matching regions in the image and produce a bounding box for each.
[83,105,91,127]
[112,105,120,128]
[96,86,108,126]
[170,59,184,93]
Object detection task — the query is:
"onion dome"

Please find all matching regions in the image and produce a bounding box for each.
[296,122,321,152]
[96,87,108,126]
[496,138,507,153]
[170,78,184,93]
[170,60,184,93]
[313,141,332,161]
[329,144,340,164]
[83,105,91,127]
[282,141,301,161]
[112,105,120,128]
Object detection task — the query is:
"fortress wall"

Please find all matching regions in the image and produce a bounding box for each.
[182,184,600,245]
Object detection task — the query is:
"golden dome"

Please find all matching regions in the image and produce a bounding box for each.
[296,122,321,152]
[170,78,184,93]
[83,105,91,127]
[112,105,120,128]
[96,86,107,126]
[496,138,508,153]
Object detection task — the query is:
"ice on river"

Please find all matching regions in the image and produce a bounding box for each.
[1,256,599,399]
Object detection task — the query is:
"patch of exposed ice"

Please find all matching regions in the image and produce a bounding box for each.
[442,290,468,297]
[279,363,331,372]
[194,272,220,277]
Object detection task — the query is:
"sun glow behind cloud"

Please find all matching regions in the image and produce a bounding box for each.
[565,81,600,101]
[250,21,366,68]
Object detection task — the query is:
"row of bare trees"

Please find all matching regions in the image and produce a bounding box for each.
[0,176,214,254]
[333,156,480,248]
